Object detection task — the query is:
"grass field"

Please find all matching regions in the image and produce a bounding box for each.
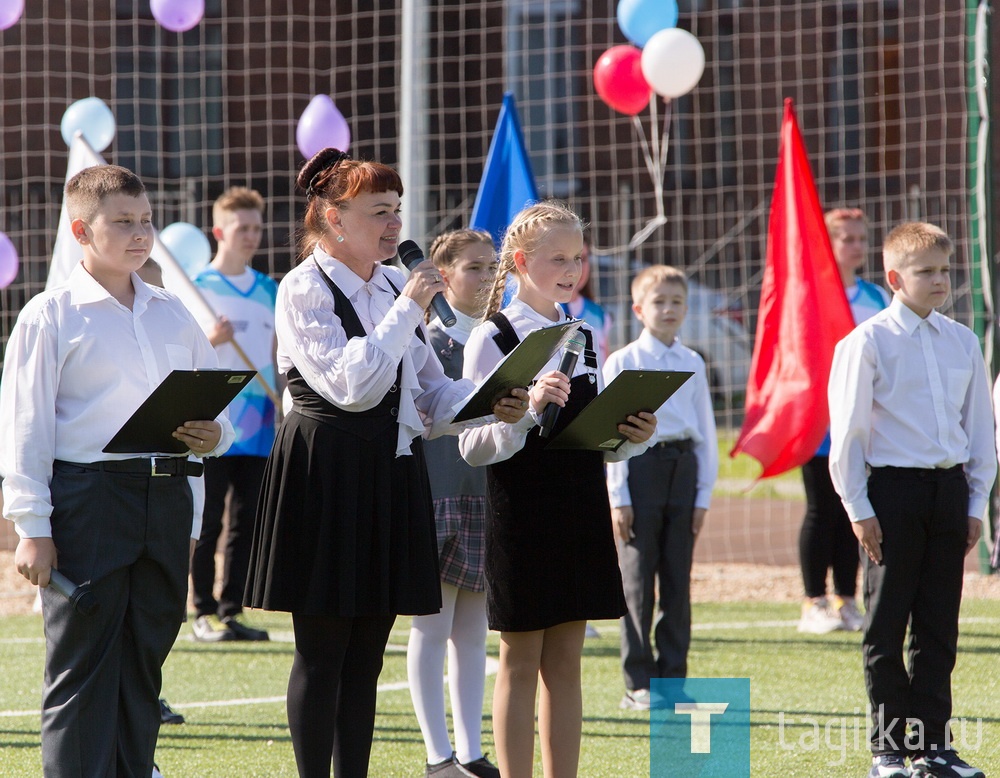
[1,600,997,777]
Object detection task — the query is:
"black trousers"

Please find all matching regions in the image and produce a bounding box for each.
[191,455,266,619]
[287,612,397,778]
[799,456,860,598]
[864,466,968,757]
[43,462,191,778]
[619,444,698,689]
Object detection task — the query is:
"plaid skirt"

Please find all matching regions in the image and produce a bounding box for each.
[435,495,487,593]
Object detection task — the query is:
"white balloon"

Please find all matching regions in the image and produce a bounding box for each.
[640,28,705,99]
[60,97,116,151]
[160,222,211,278]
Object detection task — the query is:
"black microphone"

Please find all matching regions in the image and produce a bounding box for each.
[398,240,457,327]
[48,569,99,617]
[538,332,586,439]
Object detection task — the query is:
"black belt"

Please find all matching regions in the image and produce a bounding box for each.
[652,438,694,453]
[870,464,963,480]
[55,458,204,478]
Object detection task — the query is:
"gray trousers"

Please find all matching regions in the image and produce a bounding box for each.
[42,462,192,778]
[618,445,697,690]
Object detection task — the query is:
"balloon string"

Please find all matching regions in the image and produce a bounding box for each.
[630,115,659,183]
[659,99,672,170]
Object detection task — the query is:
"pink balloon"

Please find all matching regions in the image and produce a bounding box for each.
[0,0,24,31]
[150,0,204,33]
[296,95,351,159]
[0,232,19,289]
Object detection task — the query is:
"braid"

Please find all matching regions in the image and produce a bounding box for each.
[483,253,515,319]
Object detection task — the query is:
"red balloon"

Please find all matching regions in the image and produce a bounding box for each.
[593,45,651,116]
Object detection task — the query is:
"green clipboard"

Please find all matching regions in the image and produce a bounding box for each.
[544,369,693,451]
[451,319,582,423]
[103,369,256,454]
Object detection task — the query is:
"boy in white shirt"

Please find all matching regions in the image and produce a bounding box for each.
[605,265,718,711]
[829,222,995,778]
[0,165,234,777]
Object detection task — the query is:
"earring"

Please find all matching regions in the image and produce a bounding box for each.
[336,235,345,243]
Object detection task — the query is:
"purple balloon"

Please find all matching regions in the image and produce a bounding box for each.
[0,0,24,31]
[296,95,351,159]
[150,0,204,33]
[0,232,19,289]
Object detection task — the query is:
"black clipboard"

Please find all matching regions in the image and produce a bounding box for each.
[103,369,257,454]
[544,370,693,452]
[451,319,582,423]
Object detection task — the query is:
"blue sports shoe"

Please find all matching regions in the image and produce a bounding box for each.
[910,749,984,778]
[868,755,910,778]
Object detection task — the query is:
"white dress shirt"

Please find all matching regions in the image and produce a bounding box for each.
[828,297,996,522]
[275,247,473,455]
[604,330,718,510]
[0,262,235,540]
[458,298,652,466]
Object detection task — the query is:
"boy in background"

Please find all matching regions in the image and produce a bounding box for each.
[189,186,278,642]
[605,265,718,710]
[0,165,234,776]
[798,208,890,634]
[829,222,995,778]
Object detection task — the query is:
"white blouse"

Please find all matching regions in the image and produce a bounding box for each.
[275,247,474,456]
[458,298,652,466]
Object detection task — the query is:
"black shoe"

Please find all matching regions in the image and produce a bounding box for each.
[159,698,185,725]
[222,615,269,641]
[461,754,500,778]
[911,749,984,778]
[425,753,476,777]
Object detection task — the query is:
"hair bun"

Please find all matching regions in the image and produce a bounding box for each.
[296,148,351,192]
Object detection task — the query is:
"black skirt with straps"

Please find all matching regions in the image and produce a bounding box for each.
[244,267,441,617]
[483,313,627,631]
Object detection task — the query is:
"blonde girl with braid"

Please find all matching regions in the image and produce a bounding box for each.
[459,202,656,778]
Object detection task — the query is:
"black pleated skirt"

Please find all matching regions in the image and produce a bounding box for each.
[244,409,442,617]
[484,376,627,632]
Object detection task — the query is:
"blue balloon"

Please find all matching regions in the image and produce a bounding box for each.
[160,222,211,278]
[617,0,679,48]
[60,97,116,151]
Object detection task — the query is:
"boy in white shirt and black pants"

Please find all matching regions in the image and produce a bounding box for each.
[605,265,718,711]
[828,222,995,778]
[0,166,235,777]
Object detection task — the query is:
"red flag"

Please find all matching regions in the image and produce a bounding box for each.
[730,99,854,478]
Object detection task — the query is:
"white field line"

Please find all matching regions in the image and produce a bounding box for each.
[1,617,997,719]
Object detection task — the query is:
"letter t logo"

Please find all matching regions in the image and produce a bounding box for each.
[674,703,730,753]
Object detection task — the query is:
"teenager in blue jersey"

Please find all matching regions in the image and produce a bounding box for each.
[190,187,278,642]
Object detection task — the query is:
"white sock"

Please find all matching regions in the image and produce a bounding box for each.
[408,583,458,764]
[449,588,488,765]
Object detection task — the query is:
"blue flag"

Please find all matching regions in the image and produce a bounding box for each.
[470,92,539,249]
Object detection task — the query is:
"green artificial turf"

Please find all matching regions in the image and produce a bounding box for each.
[0,600,997,776]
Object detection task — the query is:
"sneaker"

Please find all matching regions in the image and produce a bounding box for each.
[620,688,652,711]
[584,623,601,639]
[192,614,234,642]
[832,595,864,632]
[158,698,185,725]
[797,598,844,634]
[911,749,984,778]
[222,615,269,641]
[425,753,476,777]
[461,754,500,778]
[868,755,910,777]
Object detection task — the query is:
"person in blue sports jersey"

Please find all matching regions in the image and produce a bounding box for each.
[797,208,891,635]
[189,187,279,642]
